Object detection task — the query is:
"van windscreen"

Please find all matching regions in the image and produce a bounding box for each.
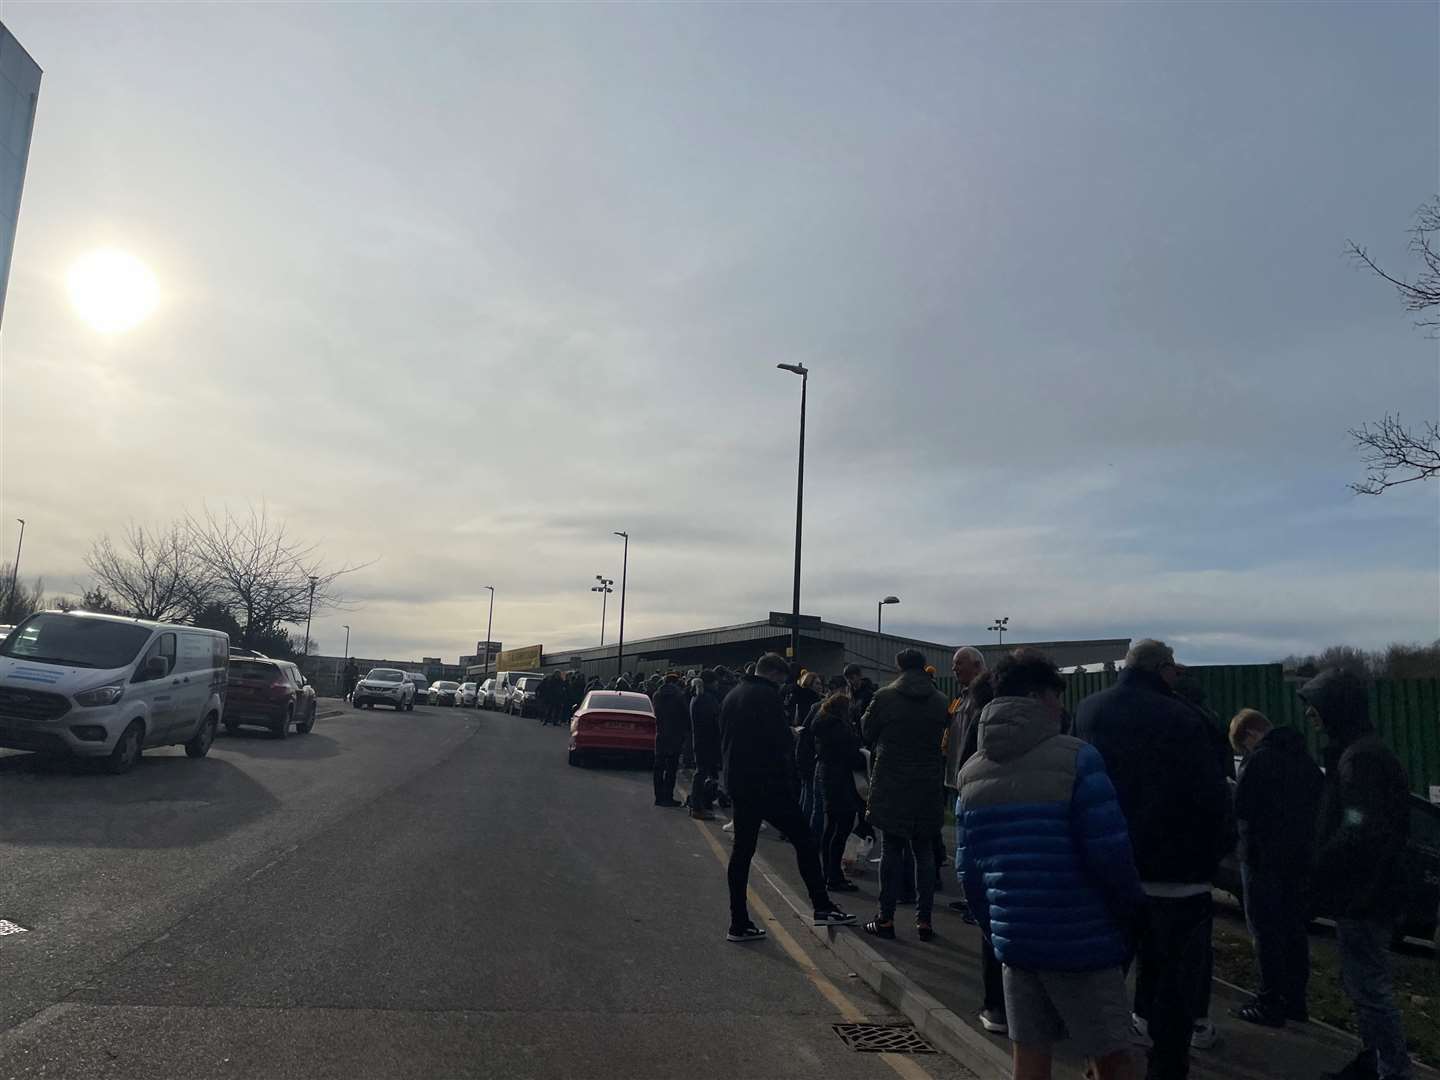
[0,613,153,669]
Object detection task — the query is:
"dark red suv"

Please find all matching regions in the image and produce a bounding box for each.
[224,658,317,739]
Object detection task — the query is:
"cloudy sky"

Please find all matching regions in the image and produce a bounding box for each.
[1,2,1436,666]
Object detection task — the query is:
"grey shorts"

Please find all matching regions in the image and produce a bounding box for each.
[1002,964,1132,1059]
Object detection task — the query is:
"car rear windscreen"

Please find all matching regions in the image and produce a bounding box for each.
[230,660,280,680]
[585,693,653,714]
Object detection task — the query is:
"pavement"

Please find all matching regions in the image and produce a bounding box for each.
[1,704,973,1080]
[740,800,1440,1080]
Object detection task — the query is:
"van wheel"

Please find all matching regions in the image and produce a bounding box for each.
[273,706,292,739]
[105,722,143,775]
[186,714,217,758]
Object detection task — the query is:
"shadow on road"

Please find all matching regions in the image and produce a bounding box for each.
[0,752,280,848]
[216,728,343,760]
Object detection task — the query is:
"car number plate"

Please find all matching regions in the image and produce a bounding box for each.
[601,720,634,731]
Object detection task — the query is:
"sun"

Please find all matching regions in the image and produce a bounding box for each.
[66,249,160,333]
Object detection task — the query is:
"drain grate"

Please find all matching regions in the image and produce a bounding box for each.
[832,1022,937,1054]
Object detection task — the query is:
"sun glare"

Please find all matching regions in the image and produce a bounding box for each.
[67,249,160,333]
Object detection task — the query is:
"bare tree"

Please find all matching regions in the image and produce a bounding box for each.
[1346,197,1440,493]
[84,522,206,622]
[184,503,360,648]
[0,564,47,624]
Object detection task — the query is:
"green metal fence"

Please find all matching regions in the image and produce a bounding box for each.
[939,663,1439,799]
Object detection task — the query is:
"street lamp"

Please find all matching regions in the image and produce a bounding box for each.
[7,518,25,616]
[342,624,350,656]
[877,595,900,635]
[303,575,319,661]
[613,532,629,679]
[591,576,614,645]
[776,362,808,662]
[988,617,1010,646]
[483,585,495,680]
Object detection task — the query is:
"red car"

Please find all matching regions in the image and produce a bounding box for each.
[568,690,656,766]
[225,658,317,739]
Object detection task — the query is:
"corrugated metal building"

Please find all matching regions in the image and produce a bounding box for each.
[523,612,1128,684]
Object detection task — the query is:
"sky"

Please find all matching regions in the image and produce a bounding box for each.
[0,2,1436,666]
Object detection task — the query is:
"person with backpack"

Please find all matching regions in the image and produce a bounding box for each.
[1302,670,1413,1080]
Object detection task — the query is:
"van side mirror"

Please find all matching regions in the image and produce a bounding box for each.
[145,655,169,680]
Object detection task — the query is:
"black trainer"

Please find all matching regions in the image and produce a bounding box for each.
[654,798,682,808]
[826,879,860,892]
[812,906,857,927]
[726,922,767,943]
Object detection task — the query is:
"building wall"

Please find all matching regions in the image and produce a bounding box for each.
[0,25,41,327]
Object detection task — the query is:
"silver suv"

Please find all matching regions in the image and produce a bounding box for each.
[352,668,416,711]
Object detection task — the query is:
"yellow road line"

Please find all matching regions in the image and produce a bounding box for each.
[691,818,934,1080]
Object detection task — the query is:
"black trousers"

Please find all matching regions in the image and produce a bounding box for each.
[728,789,831,928]
[689,762,718,811]
[1137,893,1213,1080]
[652,751,678,803]
[821,780,858,884]
[982,933,1005,1013]
[1244,865,1310,1018]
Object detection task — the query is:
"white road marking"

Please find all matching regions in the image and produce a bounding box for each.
[0,919,29,936]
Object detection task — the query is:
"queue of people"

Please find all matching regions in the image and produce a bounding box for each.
[634,638,1417,1080]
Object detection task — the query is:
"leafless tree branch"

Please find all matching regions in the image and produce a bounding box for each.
[1348,414,1440,494]
[84,522,208,621]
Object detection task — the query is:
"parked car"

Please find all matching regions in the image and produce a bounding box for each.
[1216,783,1440,945]
[428,680,461,707]
[402,672,429,702]
[455,682,478,708]
[478,678,496,709]
[509,675,546,717]
[352,668,416,711]
[225,657,317,738]
[0,610,229,774]
[492,670,539,712]
[567,690,657,767]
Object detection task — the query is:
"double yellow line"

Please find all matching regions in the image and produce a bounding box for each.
[690,818,935,1080]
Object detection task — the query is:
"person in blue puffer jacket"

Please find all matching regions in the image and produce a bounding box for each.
[957,648,1146,1080]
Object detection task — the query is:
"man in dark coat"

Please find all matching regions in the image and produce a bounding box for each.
[719,652,855,942]
[1228,708,1324,1029]
[861,649,951,939]
[1075,639,1232,1080]
[1301,670,1413,1080]
[651,674,689,807]
[343,658,359,702]
[688,669,722,820]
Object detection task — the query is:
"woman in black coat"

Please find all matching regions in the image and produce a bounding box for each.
[812,689,866,890]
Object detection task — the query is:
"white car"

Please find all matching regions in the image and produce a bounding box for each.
[352,668,416,711]
[455,682,478,708]
[0,610,229,774]
[478,678,496,709]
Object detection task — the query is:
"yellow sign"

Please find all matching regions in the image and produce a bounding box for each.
[496,644,543,671]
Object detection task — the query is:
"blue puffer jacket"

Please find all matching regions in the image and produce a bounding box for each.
[956,696,1145,973]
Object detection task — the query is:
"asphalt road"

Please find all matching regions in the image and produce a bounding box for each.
[1,704,970,1080]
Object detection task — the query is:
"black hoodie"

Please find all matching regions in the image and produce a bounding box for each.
[1234,725,1324,876]
[1301,670,1411,920]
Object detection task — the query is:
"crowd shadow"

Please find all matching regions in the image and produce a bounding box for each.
[216,727,343,760]
[0,750,280,848]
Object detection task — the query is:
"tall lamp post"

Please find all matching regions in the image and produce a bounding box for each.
[302,575,319,664]
[342,624,350,656]
[7,517,25,615]
[591,576,614,645]
[483,585,495,681]
[988,616,1010,646]
[613,531,628,679]
[776,362,808,662]
[877,595,899,635]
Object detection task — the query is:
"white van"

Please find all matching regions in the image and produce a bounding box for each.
[492,670,541,711]
[0,610,229,774]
